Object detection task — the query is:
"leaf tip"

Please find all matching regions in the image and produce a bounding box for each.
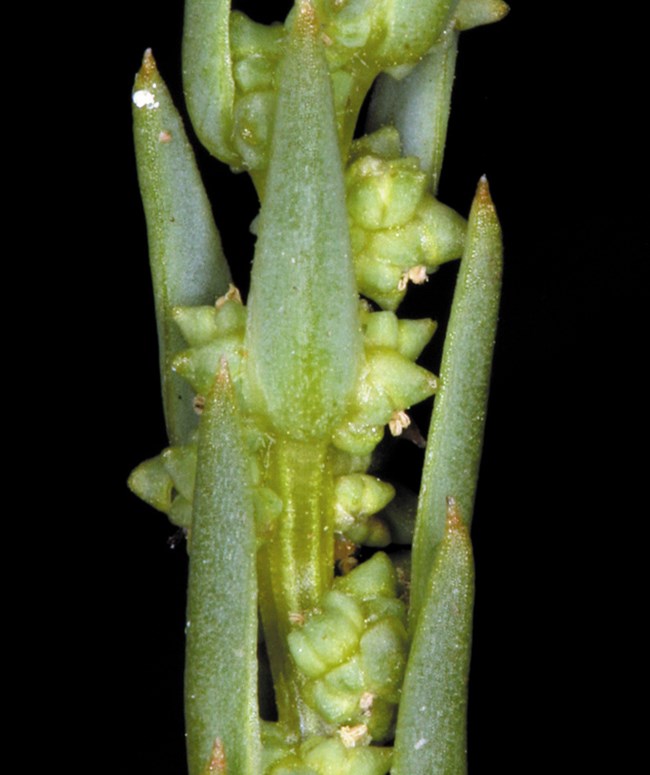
[133,49,161,109]
[204,737,227,774]
[473,174,500,225]
[140,47,157,80]
[294,0,319,38]
[476,174,491,201]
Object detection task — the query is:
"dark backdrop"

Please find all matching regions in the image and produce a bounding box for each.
[72,2,645,772]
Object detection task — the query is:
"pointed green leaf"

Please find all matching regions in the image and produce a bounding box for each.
[393,499,474,774]
[245,2,362,439]
[183,0,240,166]
[410,177,502,623]
[132,50,231,445]
[184,362,260,775]
[367,18,459,193]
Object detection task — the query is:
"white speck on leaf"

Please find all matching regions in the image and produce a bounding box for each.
[133,89,159,110]
[414,738,428,750]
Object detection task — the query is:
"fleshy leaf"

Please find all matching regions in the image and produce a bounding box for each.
[132,50,231,445]
[184,362,260,775]
[410,177,502,623]
[183,0,239,166]
[367,19,459,193]
[393,499,474,774]
[245,1,362,439]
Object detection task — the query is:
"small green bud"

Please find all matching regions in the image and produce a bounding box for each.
[353,254,406,312]
[307,679,361,725]
[127,455,173,514]
[128,440,199,528]
[334,474,395,526]
[362,595,407,625]
[168,496,193,529]
[287,632,330,680]
[300,735,392,775]
[345,517,392,548]
[335,551,398,602]
[321,3,373,64]
[376,0,456,65]
[362,310,400,350]
[172,295,246,347]
[417,196,468,266]
[359,617,408,702]
[323,656,365,694]
[233,90,275,170]
[171,305,222,346]
[331,420,385,457]
[288,591,365,679]
[233,55,276,94]
[397,318,437,361]
[346,130,467,309]
[172,335,246,396]
[346,155,427,230]
[161,445,197,501]
[349,127,402,162]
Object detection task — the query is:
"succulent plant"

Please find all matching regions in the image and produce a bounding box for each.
[129,1,506,772]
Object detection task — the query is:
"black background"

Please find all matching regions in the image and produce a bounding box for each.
[63,1,645,772]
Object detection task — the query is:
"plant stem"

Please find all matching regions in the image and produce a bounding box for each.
[256,439,335,733]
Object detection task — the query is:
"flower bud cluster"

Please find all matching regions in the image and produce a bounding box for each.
[261,720,392,774]
[287,552,408,743]
[230,12,284,172]
[129,293,437,549]
[347,127,466,309]
[218,1,459,176]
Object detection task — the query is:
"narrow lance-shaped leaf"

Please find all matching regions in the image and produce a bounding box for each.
[410,177,502,624]
[366,14,460,194]
[184,361,260,775]
[393,498,474,775]
[183,0,240,167]
[245,1,362,439]
[132,50,231,445]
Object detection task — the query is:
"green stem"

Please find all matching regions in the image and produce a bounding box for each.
[257,439,335,733]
